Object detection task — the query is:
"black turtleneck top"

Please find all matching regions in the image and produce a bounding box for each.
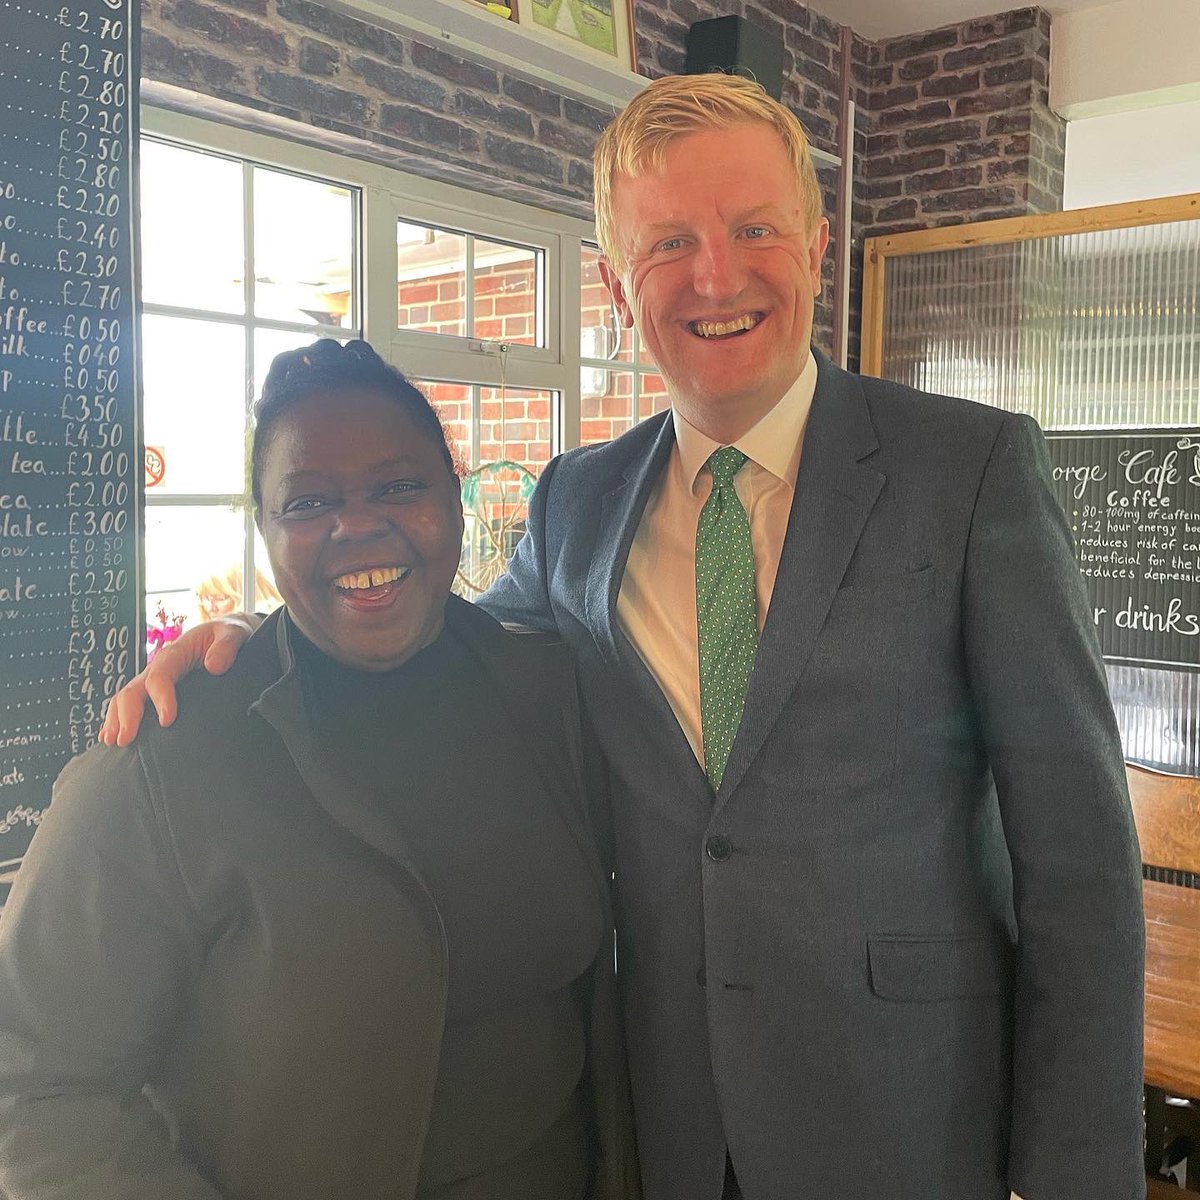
[294,623,603,1199]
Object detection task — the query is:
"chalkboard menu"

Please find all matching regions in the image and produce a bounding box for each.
[0,0,141,885]
[1047,432,1200,672]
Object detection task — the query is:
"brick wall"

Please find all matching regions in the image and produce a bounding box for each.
[141,0,612,216]
[847,5,1064,367]
[856,8,1063,235]
[140,0,1065,380]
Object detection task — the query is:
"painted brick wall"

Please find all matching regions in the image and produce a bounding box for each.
[856,7,1063,236]
[141,0,612,215]
[847,6,1064,367]
[139,0,1064,381]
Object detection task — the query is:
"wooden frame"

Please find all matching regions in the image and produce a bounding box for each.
[1127,763,1200,875]
[860,191,1200,378]
[513,0,637,73]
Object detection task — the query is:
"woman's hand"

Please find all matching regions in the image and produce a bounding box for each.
[99,616,260,747]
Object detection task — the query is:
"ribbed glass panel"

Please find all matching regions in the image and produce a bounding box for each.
[879,218,1200,775]
[882,220,1200,428]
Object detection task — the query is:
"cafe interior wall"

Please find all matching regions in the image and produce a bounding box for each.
[134,2,1197,764]
[138,0,1065,369]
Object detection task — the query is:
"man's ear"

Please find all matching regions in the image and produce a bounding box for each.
[599,257,636,329]
[809,217,831,298]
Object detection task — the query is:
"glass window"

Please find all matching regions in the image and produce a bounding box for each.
[141,315,247,496]
[400,223,545,347]
[144,505,247,644]
[140,141,244,314]
[579,245,665,445]
[398,223,467,337]
[253,168,355,327]
[475,240,542,347]
[422,380,474,470]
[139,137,361,652]
[579,243,655,366]
[414,379,557,597]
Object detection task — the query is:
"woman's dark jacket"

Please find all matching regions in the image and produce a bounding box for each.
[0,598,638,1200]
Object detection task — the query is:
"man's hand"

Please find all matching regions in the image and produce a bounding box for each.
[98,616,260,747]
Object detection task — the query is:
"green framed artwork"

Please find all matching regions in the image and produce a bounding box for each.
[514,0,637,71]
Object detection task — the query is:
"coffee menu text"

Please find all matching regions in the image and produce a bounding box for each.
[1048,431,1200,672]
[0,0,140,884]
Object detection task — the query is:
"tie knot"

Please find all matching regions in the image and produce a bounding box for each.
[706,446,747,488]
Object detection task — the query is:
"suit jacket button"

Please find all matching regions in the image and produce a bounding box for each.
[706,834,732,862]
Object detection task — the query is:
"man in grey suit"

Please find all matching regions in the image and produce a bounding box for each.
[106,74,1144,1200]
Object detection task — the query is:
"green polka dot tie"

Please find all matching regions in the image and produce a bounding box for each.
[696,447,757,791]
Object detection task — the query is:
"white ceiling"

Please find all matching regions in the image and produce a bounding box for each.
[813,0,1120,40]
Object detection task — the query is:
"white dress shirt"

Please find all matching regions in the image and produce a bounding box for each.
[616,352,817,764]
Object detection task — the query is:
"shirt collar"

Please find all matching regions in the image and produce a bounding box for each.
[673,350,818,494]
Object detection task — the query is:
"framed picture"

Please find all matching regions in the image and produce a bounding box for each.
[513,0,637,72]
[463,0,516,19]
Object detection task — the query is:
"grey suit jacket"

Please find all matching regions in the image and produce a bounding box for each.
[482,352,1145,1200]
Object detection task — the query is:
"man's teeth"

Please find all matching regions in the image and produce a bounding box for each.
[335,566,406,590]
[693,314,760,338]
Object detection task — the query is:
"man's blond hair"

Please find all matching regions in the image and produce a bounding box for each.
[594,73,824,272]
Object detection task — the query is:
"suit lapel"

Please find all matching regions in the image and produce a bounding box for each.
[715,356,885,808]
[582,413,712,800]
[584,412,676,666]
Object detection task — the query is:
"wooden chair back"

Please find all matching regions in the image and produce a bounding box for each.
[1127,763,1200,876]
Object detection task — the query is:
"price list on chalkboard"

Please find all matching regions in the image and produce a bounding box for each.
[1048,431,1200,672]
[0,0,140,884]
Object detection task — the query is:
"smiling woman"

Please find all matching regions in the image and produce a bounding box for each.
[251,341,464,672]
[0,340,638,1200]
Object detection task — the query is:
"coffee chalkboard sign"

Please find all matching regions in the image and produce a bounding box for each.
[0,0,141,887]
[1047,431,1200,672]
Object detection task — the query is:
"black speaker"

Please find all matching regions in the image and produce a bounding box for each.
[684,16,785,101]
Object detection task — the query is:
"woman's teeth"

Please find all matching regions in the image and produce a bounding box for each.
[693,314,760,338]
[335,566,406,590]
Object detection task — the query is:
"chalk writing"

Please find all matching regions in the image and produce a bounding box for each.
[0,0,139,892]
[1048,432,1200,671]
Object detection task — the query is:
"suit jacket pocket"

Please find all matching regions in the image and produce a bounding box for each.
[830,564,935,611]
[867,933,1012,1002]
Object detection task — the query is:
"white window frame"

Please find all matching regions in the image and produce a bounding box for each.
[141,106,601,454]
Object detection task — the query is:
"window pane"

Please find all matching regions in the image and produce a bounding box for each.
[144,506,246,651]
[141,141,245,314]
[398,222,466,336]
[638,372,670,421]
[424,384,556,598]
[458,460,536,598]
[142,316,246,496]
[581,368,634,444]
[475,240,542,347]
[478,386,555,471]
[418,380,474,471]
[253,168,355,327]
